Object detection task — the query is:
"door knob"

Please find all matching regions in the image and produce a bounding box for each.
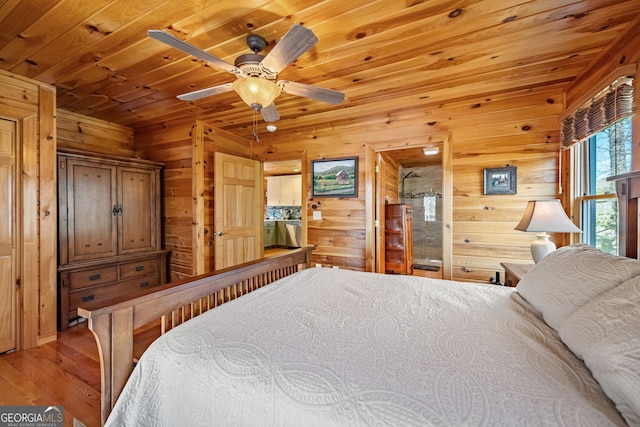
[213,231,225,236]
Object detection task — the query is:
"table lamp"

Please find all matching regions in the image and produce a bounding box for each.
[514,199,581,263]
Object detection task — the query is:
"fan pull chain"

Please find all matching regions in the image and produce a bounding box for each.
[252,109,260,142]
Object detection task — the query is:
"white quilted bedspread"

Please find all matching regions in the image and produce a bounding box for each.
[106,268,626,426]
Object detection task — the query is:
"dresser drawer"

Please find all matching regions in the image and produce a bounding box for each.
[120,258,158,280]
[68,266,118,290]
[70,274,160,311]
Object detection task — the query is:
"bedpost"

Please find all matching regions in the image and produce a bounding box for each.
[304,246,313,269]
[86,307,134,426]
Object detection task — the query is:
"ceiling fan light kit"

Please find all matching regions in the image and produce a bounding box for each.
[233,77,281,111]
[148,24,345,122]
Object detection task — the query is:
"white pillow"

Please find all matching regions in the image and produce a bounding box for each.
[559,275,640,426]
[517,244,640,331]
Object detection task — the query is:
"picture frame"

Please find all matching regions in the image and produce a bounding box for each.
[484,166,517,195]
[311,157,358,198]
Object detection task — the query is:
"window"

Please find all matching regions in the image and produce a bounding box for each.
[573,117,632,254]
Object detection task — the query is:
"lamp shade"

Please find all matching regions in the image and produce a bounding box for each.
[232,77,281,110]
[515,200,581,263]
[515,200,581,233]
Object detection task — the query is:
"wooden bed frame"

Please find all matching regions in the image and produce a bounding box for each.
[78,246,314,426]
[79,169,640,426]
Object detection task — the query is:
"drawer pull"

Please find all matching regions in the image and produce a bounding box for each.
[140,281,150,288]
[135,265,145,272]
[89,274,101,281]
[82,294,95,302]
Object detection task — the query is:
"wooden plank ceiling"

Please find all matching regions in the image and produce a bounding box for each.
[1,0,638,142]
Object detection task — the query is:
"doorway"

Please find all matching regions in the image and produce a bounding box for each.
[263,158,305,257]
[374,141,451,279]
[0,118,17,353]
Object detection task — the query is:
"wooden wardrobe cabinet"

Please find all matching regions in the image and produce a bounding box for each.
[384,204,414,275]
[57,150,169,329]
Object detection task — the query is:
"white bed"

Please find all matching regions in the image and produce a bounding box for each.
[104,244,640,426]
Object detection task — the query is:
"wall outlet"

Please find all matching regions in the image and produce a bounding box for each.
[332,266,339,269]
[315,263,322,268]
[312,211,322,220]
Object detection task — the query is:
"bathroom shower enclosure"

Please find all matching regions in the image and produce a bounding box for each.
[400,165,443,265]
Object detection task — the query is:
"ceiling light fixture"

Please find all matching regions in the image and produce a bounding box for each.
[266,124,277,132]
[423,147,439,156]
[232,77,281,111]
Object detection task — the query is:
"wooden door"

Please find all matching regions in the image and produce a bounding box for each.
[0,119,16,353]
[65,158,118,262]
[214,153,263,270]
[118,166,157,254]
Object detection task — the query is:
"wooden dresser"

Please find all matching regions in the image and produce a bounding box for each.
[384,204,414,275]
[57,149,169,329]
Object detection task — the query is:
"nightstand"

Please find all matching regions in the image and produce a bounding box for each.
[500,262,534,287]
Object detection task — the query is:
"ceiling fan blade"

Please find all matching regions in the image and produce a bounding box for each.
[278,80,345,105]
[260,24,318,74]
[261,103,280,122]
[176,82,234,101]
[148,30,241,76]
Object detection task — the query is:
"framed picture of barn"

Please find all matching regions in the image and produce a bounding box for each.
[311,157,358,198]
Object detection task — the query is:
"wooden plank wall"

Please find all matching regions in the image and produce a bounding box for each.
[252,83,564,280]
[376,152,400,272]
[135,123,193,282]
[379,152,400,204]
[57,110,133,157]
[0,69,57,348]
[56,84,562,284]
[52,18,640,285]
[449,85,563,281]
[135,120,252,281]
[201,123,252,272]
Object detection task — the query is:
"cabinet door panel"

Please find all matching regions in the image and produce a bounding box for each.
[119,168,156,253]
[266,176,280,206]
[67,160,118,262]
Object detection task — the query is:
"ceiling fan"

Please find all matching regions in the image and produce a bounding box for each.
[148,25,345,122]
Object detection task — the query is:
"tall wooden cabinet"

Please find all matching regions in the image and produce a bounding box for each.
[57,150,169,329]
[384,204,414,275]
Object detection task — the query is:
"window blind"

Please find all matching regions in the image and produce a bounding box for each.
[561,79,634,148]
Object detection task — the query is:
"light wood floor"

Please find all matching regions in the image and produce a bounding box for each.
[0,250,293,426]
[264,247,298,257]
[0,321,161,427]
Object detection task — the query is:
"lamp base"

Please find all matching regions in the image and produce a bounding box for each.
[531,233,556,263]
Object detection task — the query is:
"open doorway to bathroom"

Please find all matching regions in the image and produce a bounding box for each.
[376,144,447,279]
